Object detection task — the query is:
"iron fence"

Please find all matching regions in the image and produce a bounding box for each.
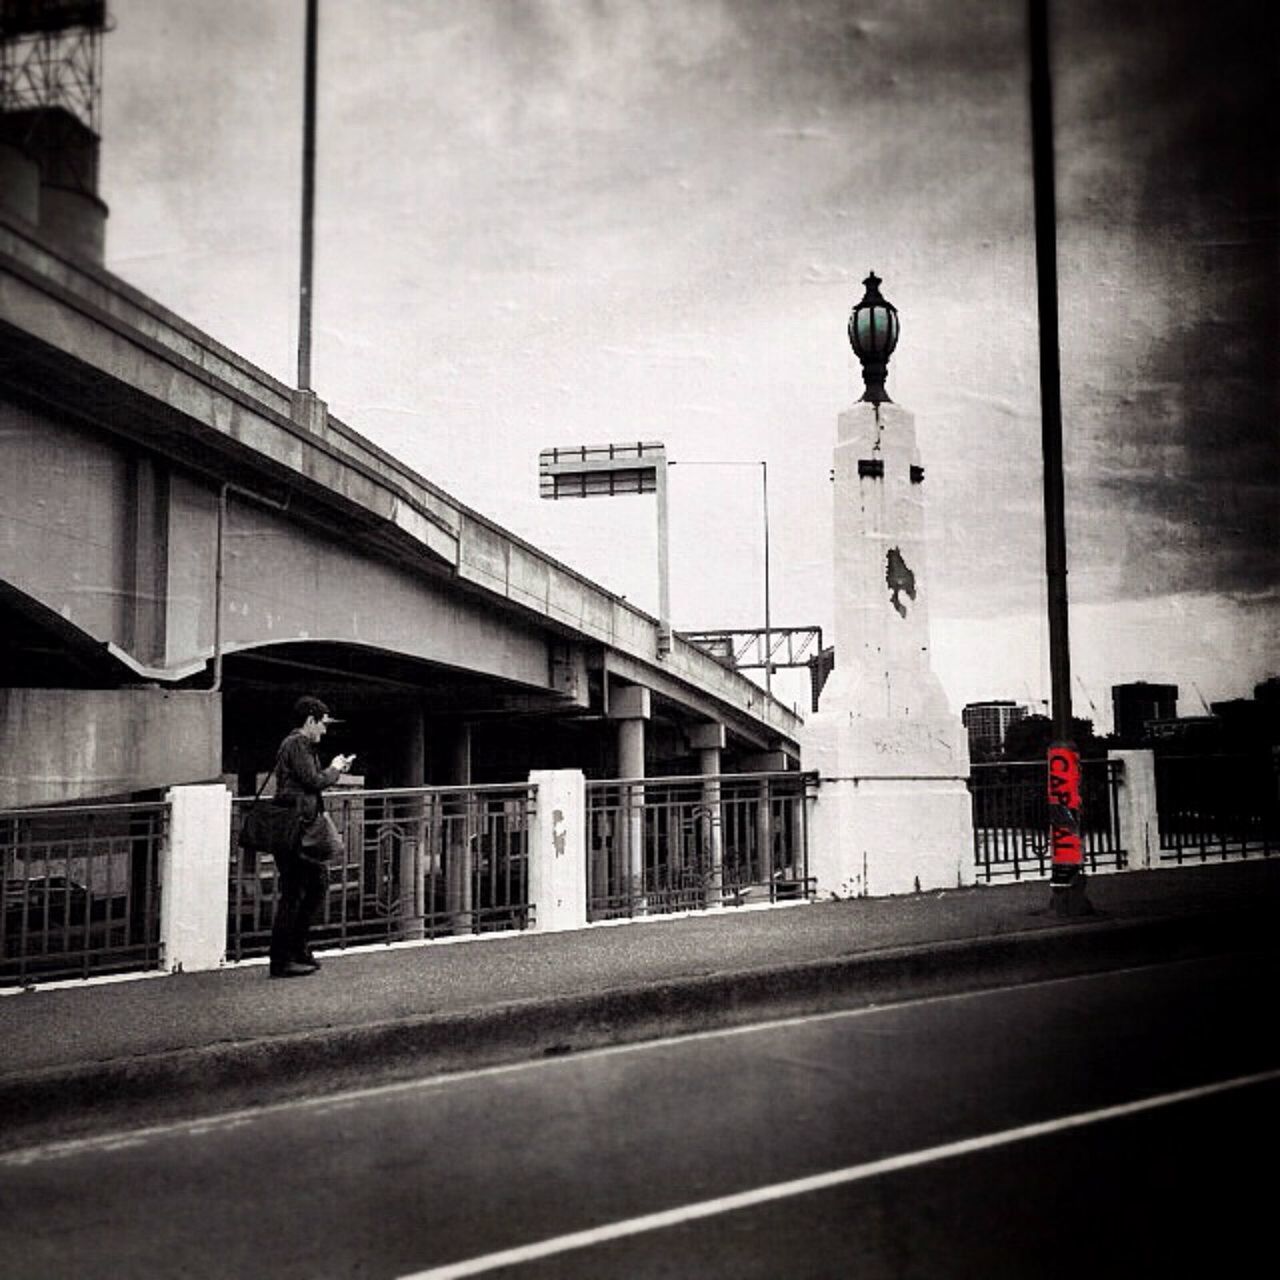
[228,783,535,959]
[1,800,166,987]
[1155,753,1280,862]
[585,771,815,921]
[970,759,1125,881]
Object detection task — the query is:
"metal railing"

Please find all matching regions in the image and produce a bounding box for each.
[1155,753,1280,862]
[585,771,815,921]
[227,783,535,959]
[1,800,166,987]
[970,759,1125,881]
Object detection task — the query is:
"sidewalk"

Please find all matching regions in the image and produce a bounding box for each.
[3,860,1278,1149]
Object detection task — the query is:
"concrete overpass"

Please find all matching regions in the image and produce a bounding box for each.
[0,216,803,806]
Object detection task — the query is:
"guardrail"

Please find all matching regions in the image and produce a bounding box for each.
[1155,753,1280,862]
[1,800,166,987]
[970,759,1125,881]
[585,771,815,921]
[227,783,536,960]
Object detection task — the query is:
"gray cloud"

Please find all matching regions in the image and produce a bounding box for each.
[1055,0,1278,600]
[97,1,1277,693]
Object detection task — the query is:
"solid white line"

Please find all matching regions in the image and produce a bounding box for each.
[0,954,1240,1168]
[398,1067,1280,1279]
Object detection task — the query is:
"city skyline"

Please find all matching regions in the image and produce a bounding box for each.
[96,0,1277,720]
[964,674,1278,743]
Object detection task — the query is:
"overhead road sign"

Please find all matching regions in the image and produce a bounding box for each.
[539,442,665,500]
[539,441,671,654]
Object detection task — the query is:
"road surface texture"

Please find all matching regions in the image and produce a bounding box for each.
[3,949,1275,1278]
[7,861,1279,1156]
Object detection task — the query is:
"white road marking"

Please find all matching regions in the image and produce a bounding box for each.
[398,1067,1280,1279]
[0,955,1242,1167]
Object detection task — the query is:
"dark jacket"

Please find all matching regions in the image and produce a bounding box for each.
[273,729,341,822]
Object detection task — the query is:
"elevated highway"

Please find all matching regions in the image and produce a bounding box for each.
[0,217,802,805]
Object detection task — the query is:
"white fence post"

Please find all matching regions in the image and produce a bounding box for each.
[161,784,232,972]
[527,770,587,932]
[1109,750,1158,871]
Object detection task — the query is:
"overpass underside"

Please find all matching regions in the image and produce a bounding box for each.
[0,220,802,807]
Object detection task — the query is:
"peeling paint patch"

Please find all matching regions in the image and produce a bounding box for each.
[886,547,916,618]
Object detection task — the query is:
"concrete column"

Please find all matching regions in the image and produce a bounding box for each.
[446,721,474,932]
[756,779,774,887]
[451,721,473,785]
[1109,749,1158,871]
[401,707,426,787]
[690,722,725,906]
[608,685,650,909]
[161,784,232,973]
[615,713,647,777]
[801,400,974,898]
[123,456,170,666]
[618,720,645,903]
[528,770,587,931]
[396,706,428,940]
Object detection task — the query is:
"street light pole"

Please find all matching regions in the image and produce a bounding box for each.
[297,0,318,392]
[1028,0,1090,915]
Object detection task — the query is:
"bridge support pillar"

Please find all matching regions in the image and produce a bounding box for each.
[608,686,650,909]
[446,721,474,932]
[401,706,426,787]
[689,722,724,906]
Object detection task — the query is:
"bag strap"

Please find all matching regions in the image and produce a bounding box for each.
[247,748,285,807]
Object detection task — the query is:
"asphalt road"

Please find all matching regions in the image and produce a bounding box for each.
[2,951,1276,1279]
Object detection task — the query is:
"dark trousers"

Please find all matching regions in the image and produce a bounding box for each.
[269,855,327,971]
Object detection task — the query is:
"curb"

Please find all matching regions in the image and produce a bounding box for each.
[1,907,1271,1149]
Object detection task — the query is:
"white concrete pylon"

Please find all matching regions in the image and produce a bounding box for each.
[802,400,974,898]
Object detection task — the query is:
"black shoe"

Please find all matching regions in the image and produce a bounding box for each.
[294,952,321,970]
[269,961,315,979]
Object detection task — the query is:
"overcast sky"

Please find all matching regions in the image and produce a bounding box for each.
[99,0,1277,729]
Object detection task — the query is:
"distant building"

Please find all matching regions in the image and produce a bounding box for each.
[961,701,1028,759]
[1144,715,1222,752]
[1112,682,1178,743]
[1210,697,1277,751]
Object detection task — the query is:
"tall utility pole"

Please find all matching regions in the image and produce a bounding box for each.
[296,0,318,391]
[1029,0,1090,915]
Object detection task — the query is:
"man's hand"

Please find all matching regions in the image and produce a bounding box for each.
[331,753,355,773]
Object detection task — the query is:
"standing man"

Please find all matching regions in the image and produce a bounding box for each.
[268,695,356,979]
